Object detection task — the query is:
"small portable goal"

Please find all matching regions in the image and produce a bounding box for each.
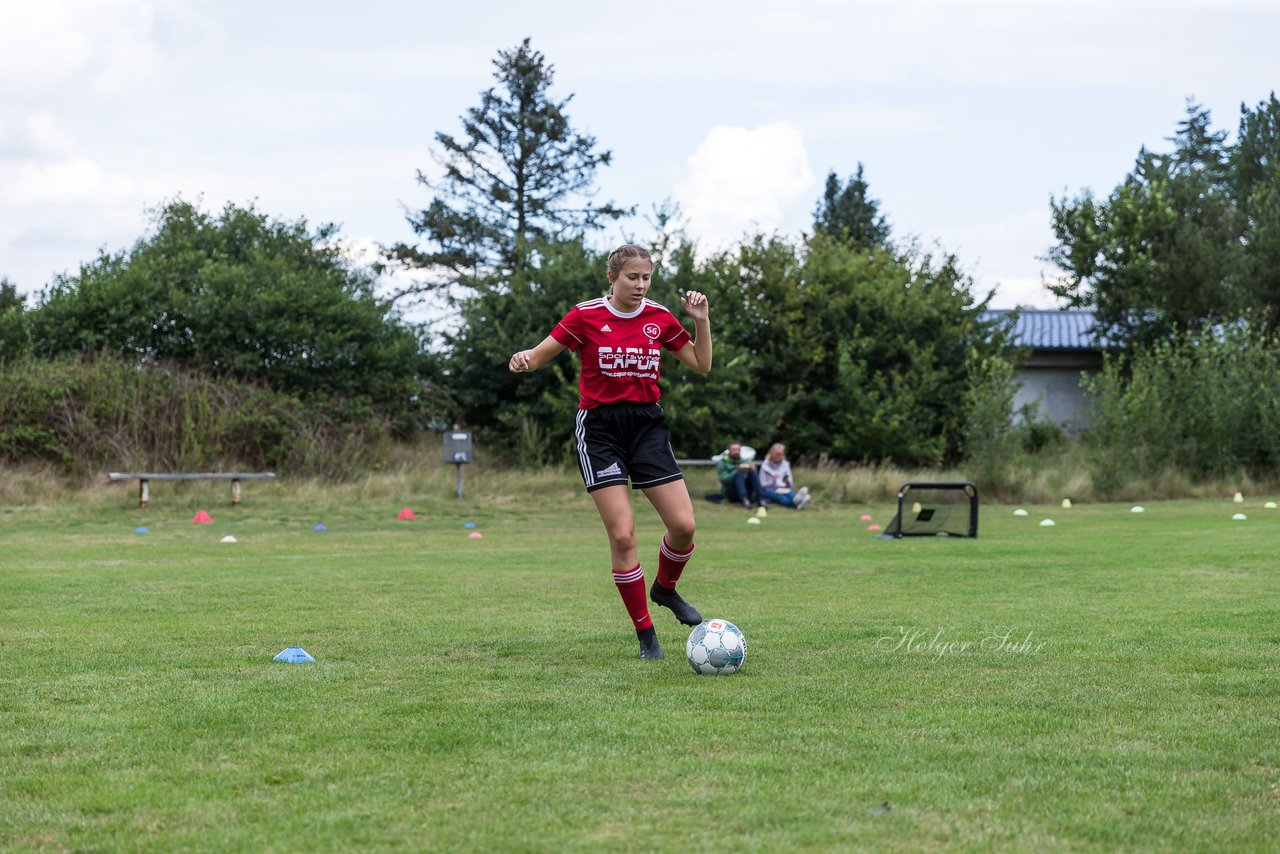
[882,482,978,538]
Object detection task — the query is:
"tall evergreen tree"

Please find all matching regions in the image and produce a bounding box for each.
[1231,92,1280,331]
[393,38,628,290]
[1045,100,1249,344]
[812,164,891,248]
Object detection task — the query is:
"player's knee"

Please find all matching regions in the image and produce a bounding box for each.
[666,517,695,546]
[607,526,637,554]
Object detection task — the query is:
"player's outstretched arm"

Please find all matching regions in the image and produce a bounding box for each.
[509,335,567,373]
[673,290,713,374]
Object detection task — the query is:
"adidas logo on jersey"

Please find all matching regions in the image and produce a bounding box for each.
[600,324,612,332]
[596,461,622,478]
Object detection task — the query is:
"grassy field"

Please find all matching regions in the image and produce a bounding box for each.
[2,476,1278,852]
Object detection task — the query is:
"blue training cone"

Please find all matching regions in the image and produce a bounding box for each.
[134,527,149,535]
[313,524,327,531]
[273,647,315,663]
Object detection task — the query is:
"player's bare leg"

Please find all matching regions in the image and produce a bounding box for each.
[590,485,639,571]
[591,485,662,658]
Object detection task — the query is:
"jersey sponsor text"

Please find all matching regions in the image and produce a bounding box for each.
[598,346,660,374]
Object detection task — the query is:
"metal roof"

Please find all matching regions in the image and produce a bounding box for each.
[982,309,1110,351]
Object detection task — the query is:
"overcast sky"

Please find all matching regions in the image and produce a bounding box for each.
[3,0,1278,309]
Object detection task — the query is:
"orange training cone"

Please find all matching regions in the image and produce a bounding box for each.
[192,510,213,524]
[396,507,416,521]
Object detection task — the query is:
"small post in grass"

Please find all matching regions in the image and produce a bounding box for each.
[444,429,473,499]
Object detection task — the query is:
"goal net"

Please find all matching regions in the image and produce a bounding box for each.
[882,482,978,538]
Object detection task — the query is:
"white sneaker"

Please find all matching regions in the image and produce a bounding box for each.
[795,488,811,509]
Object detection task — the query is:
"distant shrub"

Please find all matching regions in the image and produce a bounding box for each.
[1015,403,1067,455]
[1084,320,1280,494]
[961,353,1021,490]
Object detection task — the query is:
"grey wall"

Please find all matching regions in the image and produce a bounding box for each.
[1014,367,1092,429]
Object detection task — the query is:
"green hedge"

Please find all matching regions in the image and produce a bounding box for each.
[1085,321,1280,491]
[0,355,396,477]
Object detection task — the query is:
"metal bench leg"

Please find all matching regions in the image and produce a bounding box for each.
[139,479,150,509]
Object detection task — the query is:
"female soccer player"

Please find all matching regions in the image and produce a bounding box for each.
[508,244,712,659]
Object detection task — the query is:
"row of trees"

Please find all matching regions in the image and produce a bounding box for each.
[0,209,1005,471]
[445,229,1009,466]
[3,37,1279,483]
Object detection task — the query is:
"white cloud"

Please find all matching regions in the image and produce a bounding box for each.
[5,0,1279,300]
[2,157,139,207]
[0,112,77,160]
[674,123,815,251]
[0,1,169,99]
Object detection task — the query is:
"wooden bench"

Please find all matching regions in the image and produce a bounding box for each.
[675,458,717,467]
[107,472,276,508]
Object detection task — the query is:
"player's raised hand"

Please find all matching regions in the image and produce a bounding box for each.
[681,289,709,321]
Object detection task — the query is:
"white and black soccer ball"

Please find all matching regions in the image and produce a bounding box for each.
[686,619,747,675]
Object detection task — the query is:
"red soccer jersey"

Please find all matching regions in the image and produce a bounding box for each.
[550,297,692,409]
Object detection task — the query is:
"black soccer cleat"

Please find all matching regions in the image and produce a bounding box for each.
[650,582,703,627]
[638,627,664,660]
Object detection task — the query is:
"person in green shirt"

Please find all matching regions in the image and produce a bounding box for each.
[717,441,762,510]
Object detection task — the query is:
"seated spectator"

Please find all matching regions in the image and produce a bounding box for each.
[758,443,811,509]
[717,441,762,509]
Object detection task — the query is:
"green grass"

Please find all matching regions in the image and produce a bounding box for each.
[2,484,1279,852]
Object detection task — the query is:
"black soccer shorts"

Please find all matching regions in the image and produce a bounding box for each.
[573,403,684,492]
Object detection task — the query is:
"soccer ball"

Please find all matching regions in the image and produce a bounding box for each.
[685,619,747,675]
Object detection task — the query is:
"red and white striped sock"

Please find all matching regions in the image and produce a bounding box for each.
[613,564,652,632]
[655,537,695,590]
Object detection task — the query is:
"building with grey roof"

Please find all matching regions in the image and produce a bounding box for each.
[982,309,1118,429]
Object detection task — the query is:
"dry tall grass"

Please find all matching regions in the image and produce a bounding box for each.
[5,449,1277,512]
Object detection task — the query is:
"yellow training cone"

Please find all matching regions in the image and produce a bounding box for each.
[1061,498,1072,509]
[1233,492,1244,503]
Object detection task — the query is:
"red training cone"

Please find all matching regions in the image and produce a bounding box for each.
[192,510,214,524]
[396,507,416,521]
